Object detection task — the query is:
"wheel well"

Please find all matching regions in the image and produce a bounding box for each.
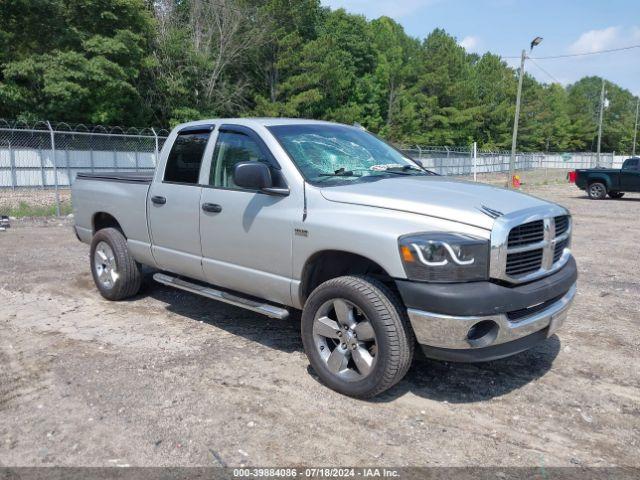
[93,212,124,237]
[588,179,608,189]
[300,250,394,303]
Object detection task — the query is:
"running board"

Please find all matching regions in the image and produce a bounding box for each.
[153,273,289,320]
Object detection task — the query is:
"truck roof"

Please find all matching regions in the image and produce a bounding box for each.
[172,117,349,130]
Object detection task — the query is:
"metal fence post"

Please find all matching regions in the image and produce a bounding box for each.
[112,134,118,169]
[151,127,159,167]
[39,142,46,189]
[65,147,71,188]
[46,121,61,216]
[473,141,477,182]
[8,129,16,190]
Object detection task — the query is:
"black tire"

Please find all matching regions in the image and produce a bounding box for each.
[301,275,415,398]
[90,227,142,301]
[588,182,607,200]
[608,191,625,199]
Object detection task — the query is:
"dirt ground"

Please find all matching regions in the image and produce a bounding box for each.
[0,183,638,468]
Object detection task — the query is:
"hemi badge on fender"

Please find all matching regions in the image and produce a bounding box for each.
[295,228,309,237]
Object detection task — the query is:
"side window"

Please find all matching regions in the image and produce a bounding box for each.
[164,131,211,184]
[625,159,639,171]
[209,131,269,189]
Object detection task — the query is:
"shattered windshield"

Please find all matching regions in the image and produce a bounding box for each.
[267,124,427,185]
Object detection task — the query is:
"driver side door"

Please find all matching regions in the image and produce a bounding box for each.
[198,125,297,306]
[620,158,640,191]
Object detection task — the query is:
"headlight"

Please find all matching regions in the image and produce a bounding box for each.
[398,232,489,282]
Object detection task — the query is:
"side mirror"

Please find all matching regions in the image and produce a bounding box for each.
[233,162,289,196]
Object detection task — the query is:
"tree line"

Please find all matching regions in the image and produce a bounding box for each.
[1,0,638,152]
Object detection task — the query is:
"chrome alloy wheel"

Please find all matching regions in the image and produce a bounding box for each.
[93,241,118,289]
[589,183,605,198]
[312,299,378,381]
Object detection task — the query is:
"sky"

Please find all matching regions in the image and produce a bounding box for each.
[320,0,640,95]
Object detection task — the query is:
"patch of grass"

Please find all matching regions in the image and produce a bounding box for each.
[4,201,73,218]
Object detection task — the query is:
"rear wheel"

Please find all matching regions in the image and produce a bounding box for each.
[608,191,625,199]
[301,275,414,398]
[588,182,607,200]
[90,227,142,301]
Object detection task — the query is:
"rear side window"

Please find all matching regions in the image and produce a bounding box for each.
[164,131,211,184]
[623,158,638,170]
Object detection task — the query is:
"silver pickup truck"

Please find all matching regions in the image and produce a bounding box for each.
[72,118,577,397]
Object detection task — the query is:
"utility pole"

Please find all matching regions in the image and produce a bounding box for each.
[596,79,606,166]
[508,49,526,189]
[633,97,639,157]
[508,37,543,189]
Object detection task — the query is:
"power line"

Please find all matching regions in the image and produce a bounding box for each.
[532,44,640,59]
[528,58,562,84]
[503,43,640,59]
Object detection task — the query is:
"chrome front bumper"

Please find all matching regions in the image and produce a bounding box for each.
[407,283,576,350]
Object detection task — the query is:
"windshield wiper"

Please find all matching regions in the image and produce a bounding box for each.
[381,165,428,175]
[317,167,361,178]
[391,164,439,175]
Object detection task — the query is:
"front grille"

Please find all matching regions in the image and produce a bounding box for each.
[504,215,571,279]
[555,215,569,236]
[508,220,544,248]
[554,238,568,263]
[506,248,544,276]
[492,209,571,284]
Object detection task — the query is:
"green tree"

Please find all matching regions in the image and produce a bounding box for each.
[566,77,638,152]
[0,0,155,124]
[1,1,638,153]
[468,53,515,149]
[257,8,380,126]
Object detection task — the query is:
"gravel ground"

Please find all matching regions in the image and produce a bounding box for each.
[0,189,71,211]
[0,184,638,468]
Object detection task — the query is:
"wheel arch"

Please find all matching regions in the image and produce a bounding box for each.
[299,250,395,305]
[92,212,126,237]
[587,175,612,191]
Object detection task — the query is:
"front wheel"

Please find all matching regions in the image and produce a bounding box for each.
[608,191,625,199]
[588,182,607,199]
[90,227,142,301]
[301,275,415,398]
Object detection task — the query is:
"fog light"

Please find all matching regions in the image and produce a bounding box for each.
[466,320,499,348]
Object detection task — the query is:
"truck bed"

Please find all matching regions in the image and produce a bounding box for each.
[72,171,154,264]
[76,171,154,184]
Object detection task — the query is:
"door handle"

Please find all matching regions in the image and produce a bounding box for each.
[202,203,222,213]
[151,195,166,205]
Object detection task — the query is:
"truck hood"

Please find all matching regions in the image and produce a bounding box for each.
[320,176,552,230]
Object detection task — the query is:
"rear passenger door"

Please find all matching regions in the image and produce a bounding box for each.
[620,158,640,191]
[148,125,214,280]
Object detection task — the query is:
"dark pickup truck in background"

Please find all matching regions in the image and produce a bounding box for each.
[575,157,640,199]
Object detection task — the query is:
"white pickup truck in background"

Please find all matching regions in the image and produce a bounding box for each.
[72,118,577,398]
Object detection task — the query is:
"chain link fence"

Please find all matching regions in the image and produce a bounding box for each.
[402,145,623,186]
[0,120,631,218]
[0,120,169,217]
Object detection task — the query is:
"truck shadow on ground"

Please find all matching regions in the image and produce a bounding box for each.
[575,194,640,202]
[371,336,561,403]
[136,272,561,403]
[138,276,304,354]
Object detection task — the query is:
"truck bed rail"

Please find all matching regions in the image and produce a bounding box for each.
[75,172,154,184]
